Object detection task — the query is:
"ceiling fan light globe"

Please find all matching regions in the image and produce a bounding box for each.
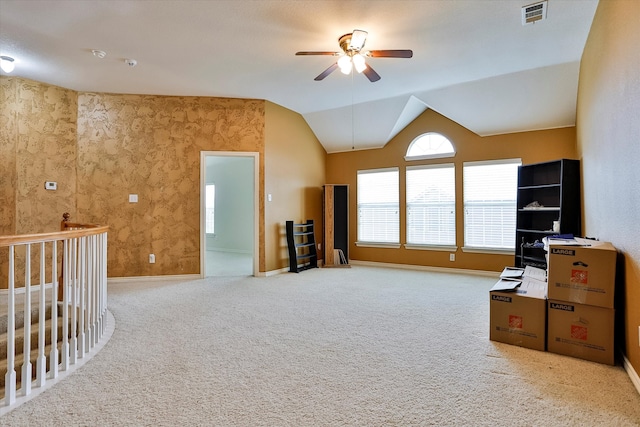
[0,56,15,73]
[353,54,366,73]
[349,30,368,51]
[337,55,352,74]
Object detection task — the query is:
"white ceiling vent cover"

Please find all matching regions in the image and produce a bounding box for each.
[522,1,548,25]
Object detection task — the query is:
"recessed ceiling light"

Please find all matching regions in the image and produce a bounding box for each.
[0,56,15,73]
[92,49,107,59]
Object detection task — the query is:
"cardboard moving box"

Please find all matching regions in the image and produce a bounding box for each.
[547,238,617,308]
[490,274,547,351]
[547,299,615,365]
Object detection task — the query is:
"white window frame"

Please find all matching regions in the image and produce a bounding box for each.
[405,163,457,251]
[462,158,521,254]
[405,132,456,161]
[356,167,400,248]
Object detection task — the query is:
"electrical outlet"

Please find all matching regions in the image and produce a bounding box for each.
[149,254,155,264]
[449,253,455,262]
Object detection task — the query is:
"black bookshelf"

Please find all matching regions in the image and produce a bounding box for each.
[515,159,581,268]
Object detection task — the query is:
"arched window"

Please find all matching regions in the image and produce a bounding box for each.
[405,132,455,161]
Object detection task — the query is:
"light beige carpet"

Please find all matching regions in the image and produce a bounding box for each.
[1,266,639,426]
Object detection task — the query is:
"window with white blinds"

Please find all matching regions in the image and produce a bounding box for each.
[406,164,455,246]
[463,159,521,250]
[357,168,399,244]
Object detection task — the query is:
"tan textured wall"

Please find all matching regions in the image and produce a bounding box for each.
[76,93,265,277]
[1,77,328,281]
[577,0,640,376]
[0,76,77,288]
[0,77,17,288]
[326,109,577,272]
[0,77,77,234]
[0,77,18,237]
[264,102,326,272]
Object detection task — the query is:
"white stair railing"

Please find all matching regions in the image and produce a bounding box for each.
[1,217,108,411]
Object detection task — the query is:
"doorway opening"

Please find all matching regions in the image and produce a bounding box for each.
[200,151,259,277]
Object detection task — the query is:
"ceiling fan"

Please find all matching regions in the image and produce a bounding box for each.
[296,30,413,82]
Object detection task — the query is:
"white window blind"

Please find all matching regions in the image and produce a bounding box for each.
[406,164,455,245]
[463,159,521,250]
[357,168,399,243]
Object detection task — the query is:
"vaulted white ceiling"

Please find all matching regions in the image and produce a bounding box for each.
[0,0,599,153]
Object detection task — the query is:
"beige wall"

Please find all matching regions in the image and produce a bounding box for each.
[1,77,328,282]
[326,109,577,272]
[264,102,326,272]
[0,77,18,237]
[0,77,77,288]
[1,79,270,280]
[0,77,78,235]
[76,93,265,277]
[577,0,640,376]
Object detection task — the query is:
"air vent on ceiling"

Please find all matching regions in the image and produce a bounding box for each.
[522,1,547,25]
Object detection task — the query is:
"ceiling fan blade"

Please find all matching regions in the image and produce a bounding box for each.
[349,30,368,51]
[314,63,339,81]
[362,64,381,82]
[296,51,340,56]
[367,50,413,58]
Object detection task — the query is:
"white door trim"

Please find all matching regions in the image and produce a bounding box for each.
[200,151,259,277]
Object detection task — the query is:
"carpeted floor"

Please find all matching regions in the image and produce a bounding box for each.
[1,266,639,426]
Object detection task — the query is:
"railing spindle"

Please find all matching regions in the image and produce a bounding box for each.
[4,246,17,406]
[36,241,47,387]
[60,239,70,372]
[70,237,77,365]
[78,236,85,359]
[22,245,32,396]
[0,215,108,412]
[49,241,59,379]
[88,234,96,348]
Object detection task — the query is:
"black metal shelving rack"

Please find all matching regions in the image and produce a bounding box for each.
[286,220,318,273]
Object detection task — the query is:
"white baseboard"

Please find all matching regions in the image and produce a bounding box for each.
[622,354,640,395]
[261,259,326,277]
[259,267,289,277]
[349,260,500,277]
[107,274,200,284]
[261,260,497,278]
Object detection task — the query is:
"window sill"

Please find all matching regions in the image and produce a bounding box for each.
[355,242,401,249]
[404,244,458,252]
[461,246,514,255]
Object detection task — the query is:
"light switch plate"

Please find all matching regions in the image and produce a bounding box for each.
[129,194,138,203]
[44,181,57,190]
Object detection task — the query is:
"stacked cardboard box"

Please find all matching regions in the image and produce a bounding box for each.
[546,238,617,365]
[489,238,617,365]
[489,266,548,351]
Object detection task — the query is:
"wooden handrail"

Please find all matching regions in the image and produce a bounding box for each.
[0,226,110,247]
[1,213,109,409]
[60,212,103,231]
[0,213,108,247]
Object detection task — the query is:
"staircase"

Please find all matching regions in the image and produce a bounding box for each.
[0,296,66,393]
[1,215,110,413]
